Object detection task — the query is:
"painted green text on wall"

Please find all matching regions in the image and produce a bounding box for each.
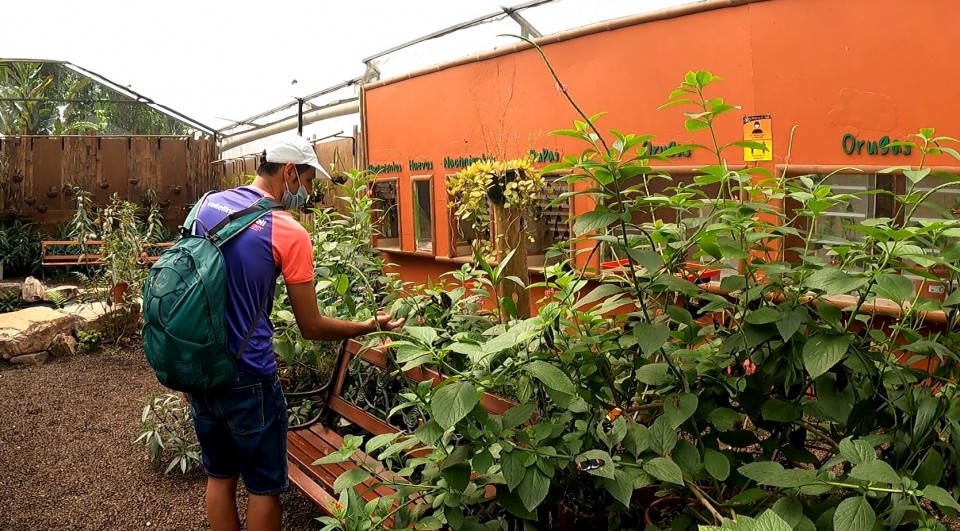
[842,134,912,156]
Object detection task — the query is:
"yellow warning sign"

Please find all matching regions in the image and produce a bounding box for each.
[743,115,772,162]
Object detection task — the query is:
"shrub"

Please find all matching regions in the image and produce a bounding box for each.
[134,393,200,475]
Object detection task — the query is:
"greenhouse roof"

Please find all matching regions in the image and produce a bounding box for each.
[3,0,696,134]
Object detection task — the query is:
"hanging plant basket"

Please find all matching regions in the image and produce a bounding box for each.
[128,177,140,186]
[46,187,59,199]
[35,204,47,214]
[24,196,36,206]
[11,172,23,184]
[99,181,110,190]
[171,185,182,195]
[487,169,522,205]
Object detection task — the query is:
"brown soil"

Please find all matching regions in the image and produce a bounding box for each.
[0,341,322,531]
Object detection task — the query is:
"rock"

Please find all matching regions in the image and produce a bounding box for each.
[49,334,78,357]
[45,285,80,303]
[21,277,46,303]
[0,307,83,360]
[10,352,50,366]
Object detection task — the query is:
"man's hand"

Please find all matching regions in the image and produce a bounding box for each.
[364,311,405,334]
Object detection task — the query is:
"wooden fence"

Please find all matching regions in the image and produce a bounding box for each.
[0,135,217,232]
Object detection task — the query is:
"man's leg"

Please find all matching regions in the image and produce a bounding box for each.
[246,493,282,531]
[205,476,241,531]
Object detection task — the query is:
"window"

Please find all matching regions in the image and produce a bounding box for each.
[371,178,400,249]
[910,175,960,223]
[412,177,433,252]
[810,173,876,247]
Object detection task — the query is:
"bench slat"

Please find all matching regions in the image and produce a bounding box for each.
[297,426,397,500]
[288,460,339,515]
[287,431,350,490]
[289,338,515,516]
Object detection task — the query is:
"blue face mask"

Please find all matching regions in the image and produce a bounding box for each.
[281,167,309,210]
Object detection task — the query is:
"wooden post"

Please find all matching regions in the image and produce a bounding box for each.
[492,202,530,320]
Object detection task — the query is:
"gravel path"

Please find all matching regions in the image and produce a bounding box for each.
[0,342,322,531]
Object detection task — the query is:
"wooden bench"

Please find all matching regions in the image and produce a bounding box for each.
[287,338,515,518]
[41,240,174,268]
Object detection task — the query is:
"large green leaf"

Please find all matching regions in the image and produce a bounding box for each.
[761,399,802,422]
[776,306,808,341]
[502,403,537,429]
[914,395,939,441]
[648,417,678,456]
[431,382,480,429]
[921,485,960,512]
[502,449,525,490]
[415,420,444,446]
[524,360,576,396]
[805,268,867,295]
[706,407,741,432]
[874,273,915,303]
[365,433,401,454]
[914,448,945,487]
[441,463,472,492]
[573,210,619,236]
[802,334,851,379]
[643,457,684,485]
[517,466,550,511]
[745,307,780,325]
[635,323,671,355]
[772,497,804,528]
[602,469,635,507]
[704,448,730,481]
[699,510,793,531]
[636,363,673,385]
[838,438,876,466]
[738,461,818,488]
[833,497,876,531]
[622,420,650,457]
[664,393,698,429]
[333,469,371,493]
[403,326,439,346]
[849,460,901,486]
[573,283,624,310]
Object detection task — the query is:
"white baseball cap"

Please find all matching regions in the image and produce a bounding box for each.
[262,135,331,179]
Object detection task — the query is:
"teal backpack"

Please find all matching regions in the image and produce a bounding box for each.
[142,193,282,392]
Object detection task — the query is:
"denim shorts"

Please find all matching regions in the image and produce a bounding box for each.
[188,371,289,495]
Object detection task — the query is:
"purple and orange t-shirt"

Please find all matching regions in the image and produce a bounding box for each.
[193,186,313,376]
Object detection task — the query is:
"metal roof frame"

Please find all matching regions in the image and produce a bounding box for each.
[0,58,217,135]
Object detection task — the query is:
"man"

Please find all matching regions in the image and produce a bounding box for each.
[187,134,403,531]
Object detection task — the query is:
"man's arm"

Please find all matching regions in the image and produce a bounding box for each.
[286,281,403,341]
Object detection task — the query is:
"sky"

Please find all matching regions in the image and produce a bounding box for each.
[2,0,693,140]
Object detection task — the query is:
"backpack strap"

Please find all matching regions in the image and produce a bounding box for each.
[181,191,216,237]
[233,288,273,363]
[207,197,284,246]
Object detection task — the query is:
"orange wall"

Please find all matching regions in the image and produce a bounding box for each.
[364,0,960,284]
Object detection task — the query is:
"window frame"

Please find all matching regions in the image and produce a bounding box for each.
[370,176,402,252]
[411,174,435,254]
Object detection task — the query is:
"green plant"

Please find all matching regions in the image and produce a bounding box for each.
[68,187,99,244]
[447,156,546,260]
[317,59,960,531]
[134,393,200,475]
[0,290,20,313]
[0,219,42,276]
[273,169,402,394]
[76,328,102,353]
[43,289,67,309]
